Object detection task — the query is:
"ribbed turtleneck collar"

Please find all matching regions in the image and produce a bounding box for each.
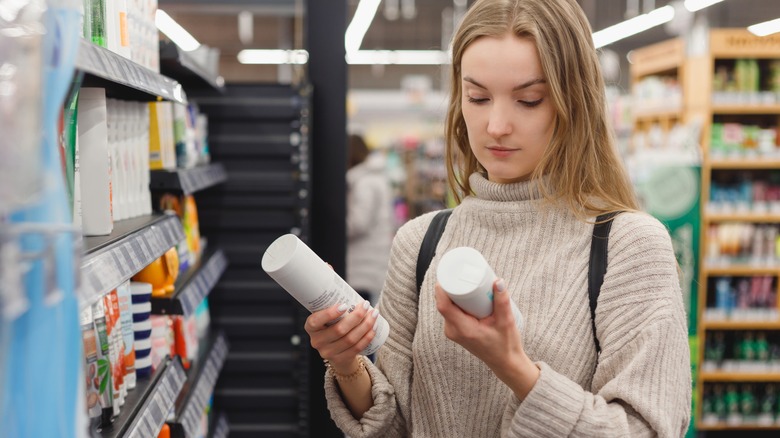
[468,172,545,202]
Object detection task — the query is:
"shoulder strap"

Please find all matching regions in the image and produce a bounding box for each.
[589,211,621,354]
[416,209,453,294]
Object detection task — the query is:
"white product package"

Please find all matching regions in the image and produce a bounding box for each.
[437,247,524,331]
[78,87,113,236]
[262,234,390,356]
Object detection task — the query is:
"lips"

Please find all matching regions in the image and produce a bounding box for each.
[486,145,520,157]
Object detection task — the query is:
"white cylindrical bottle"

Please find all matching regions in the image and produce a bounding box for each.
[436,247,524,331]
[262,234,390,356]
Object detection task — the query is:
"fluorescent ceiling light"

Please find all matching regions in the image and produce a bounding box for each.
[345,0,381,54]
[592,5,675,49]
[155,10,200,52]
[346,50,449,65]
[683,0,724,12]
[237,49,309,65]
[748,17,780,37]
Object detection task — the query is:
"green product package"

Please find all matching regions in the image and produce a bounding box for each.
[90,0,106,47]
[63,76,82,217]
[91,300,115,427]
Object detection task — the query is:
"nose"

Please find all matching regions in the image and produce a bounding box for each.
[486,103,513,139]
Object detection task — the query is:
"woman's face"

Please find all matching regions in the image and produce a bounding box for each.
[460,34,556,184]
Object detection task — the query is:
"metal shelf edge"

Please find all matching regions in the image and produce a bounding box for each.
[150,163,228,195]
[152,248,229,317]
[79,214,185,310]
[76,39,186,104]
[172,332,230,437]
[123,357,187,438]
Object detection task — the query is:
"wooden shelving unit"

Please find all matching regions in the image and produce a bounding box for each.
[632,29,780,433]
[700,29,780,432]
[701,372,780,382]
[702,320,780,330]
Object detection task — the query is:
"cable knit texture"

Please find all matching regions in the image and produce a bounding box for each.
[324,173,691,437]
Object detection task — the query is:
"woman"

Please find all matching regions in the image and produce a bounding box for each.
[305,0,691,436]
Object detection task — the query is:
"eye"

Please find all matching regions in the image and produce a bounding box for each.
[519,98,543,108]
[467,97,489,104]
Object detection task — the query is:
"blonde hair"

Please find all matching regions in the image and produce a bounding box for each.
[445,0,639,219]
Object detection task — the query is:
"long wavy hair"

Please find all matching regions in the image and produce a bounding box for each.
[445,0,639,219]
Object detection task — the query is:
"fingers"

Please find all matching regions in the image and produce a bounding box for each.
[332,306,381,357]
[307,300,380,359]
[304,302,349,334]
[434,283,475,325]
[491,278,516,328]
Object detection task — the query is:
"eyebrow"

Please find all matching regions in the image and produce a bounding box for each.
[463,76,546,91]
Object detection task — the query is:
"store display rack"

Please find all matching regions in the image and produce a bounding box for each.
[150,163,228,195]
[664,30,780,432]
[96,356,187,438]
[70,33,230,438]
[80,214,184,310]
[631,29,780,433]
[76,39,186,104]
[151,248,228,317]
[168,332,229,438]
[159,41,225,93]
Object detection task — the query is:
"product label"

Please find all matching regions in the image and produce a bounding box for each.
[307,272,357,312]
[81,312,102,419]
[117,286,136,376]
[91,302,115,423]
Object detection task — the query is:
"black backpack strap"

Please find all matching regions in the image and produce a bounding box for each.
[589,211,621,354]
[416,209,453,294]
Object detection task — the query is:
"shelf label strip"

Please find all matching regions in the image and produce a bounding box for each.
[126,359,186,438]
[180,335,228,436]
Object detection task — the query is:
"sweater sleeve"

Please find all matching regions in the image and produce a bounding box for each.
[501,213,691,438]
[324,212,437,437]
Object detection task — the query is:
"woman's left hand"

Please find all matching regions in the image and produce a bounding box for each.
[434,278,540,399]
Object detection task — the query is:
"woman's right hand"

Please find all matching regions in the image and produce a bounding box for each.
[305,300,380,374]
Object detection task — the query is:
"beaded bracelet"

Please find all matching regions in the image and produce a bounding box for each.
[325,356,367,382]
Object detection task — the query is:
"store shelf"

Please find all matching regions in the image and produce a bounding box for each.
[159,41,225,93]
[96,356,187,438]
[80,214,185,310]
[150,163,228,195]
[169,332,230,438]
[702,321,780,330]
[705,212,780,223]
[710,159,780,170]
[633,108,683,122]
[697,423,780,431]
[152,249,228,317]
[208,413,229,438]
[700,372,780,382]
[712,104,780,115]
[76,39,186,104]
[704,266,780,276]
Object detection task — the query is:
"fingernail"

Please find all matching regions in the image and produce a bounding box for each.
[337,304,348,312]
[372,321,379,332]
[372,309,379,318]
[496,278,507,293]
[363,300,370,310]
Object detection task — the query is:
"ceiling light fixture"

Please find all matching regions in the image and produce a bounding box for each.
[748,17,780,37]
[237,49,309,65]
[155,9,200,52]
[683,0,724,12]
[345,0,382,55]
[346,50,449,65]
[592,5,675,49]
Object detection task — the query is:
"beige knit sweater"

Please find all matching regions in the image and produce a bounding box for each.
[325,173,691,437]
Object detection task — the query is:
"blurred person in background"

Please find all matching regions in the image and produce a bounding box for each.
[346,134,394,306]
